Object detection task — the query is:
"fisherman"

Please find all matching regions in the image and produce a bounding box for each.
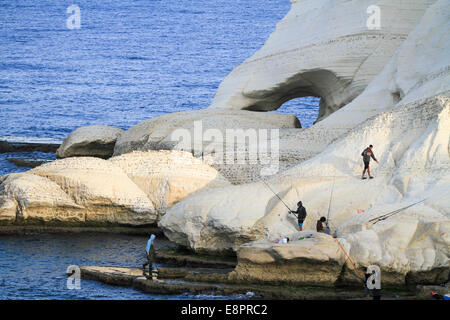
[143,234,156,278]
[316,217,331,235]
[290,201,307,231]
[361,144,379,180]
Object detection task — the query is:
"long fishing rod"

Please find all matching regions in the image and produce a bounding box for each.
[369,199,426,224]
[259,177,293,212]
[326,176,335,222]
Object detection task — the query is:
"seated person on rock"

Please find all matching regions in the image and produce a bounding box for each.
[316,217,331,235]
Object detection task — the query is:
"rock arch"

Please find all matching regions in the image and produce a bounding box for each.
[241,69,353,123]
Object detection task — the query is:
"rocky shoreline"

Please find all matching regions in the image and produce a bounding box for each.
[76,247,422,300]
[1,0,449,298]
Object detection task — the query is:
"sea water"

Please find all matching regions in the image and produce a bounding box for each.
[0,0,320,299]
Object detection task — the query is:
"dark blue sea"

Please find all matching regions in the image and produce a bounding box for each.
[0,0,319,299]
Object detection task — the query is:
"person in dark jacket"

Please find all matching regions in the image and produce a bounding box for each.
[290,201,307,231]
[143,234,156,278]
[361,145,379,179]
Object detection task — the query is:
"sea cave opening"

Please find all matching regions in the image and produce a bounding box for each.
[270,96,321,128]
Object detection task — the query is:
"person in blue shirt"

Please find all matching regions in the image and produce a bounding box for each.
[143,234,156,278]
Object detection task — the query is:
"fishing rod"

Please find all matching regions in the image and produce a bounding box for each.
[326,176,335,223]
[259,177,293,213]
[369,199,426,224]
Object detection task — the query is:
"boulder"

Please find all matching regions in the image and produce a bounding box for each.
[0,157,156,226]
[0,173,83,224]
[56,125,124,159]
[229,232,350,286]
[0,150,231,226]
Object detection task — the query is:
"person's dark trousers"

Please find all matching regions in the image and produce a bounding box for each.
[142,253,153,276]
[364,161,370,170]
[372,289,381,300]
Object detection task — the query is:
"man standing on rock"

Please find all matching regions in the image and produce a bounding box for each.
[143,234,156,278]
[290,201,307,231]
[361,145,379,179]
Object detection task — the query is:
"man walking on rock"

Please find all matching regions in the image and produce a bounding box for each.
[361,145,379,179]
[143,234,156,278]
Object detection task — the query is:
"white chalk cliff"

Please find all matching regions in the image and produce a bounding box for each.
[209,0,436,121]
[160,0,450,284]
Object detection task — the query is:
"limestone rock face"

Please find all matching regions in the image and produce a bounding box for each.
[0,157,156,226]
[30,157,156,225]
[113,109,301,184]
[159,0,450,283]
[0,173,83,224]
[113,109,300,156]
[0,151,230,226]
[229,232,350,286]
[209,0,435,121]
[56,125,124,159]
[109,150,231,216]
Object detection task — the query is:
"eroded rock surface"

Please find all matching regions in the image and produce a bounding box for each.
[0,151,229,226]
[229,232,349,286]
[56,125,124,159]
[109,150,230,216]
[209,0,435,121]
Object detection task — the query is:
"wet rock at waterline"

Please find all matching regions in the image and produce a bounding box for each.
[0,137,60,153]
[6,158,53,168]
[229,232,349,287]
